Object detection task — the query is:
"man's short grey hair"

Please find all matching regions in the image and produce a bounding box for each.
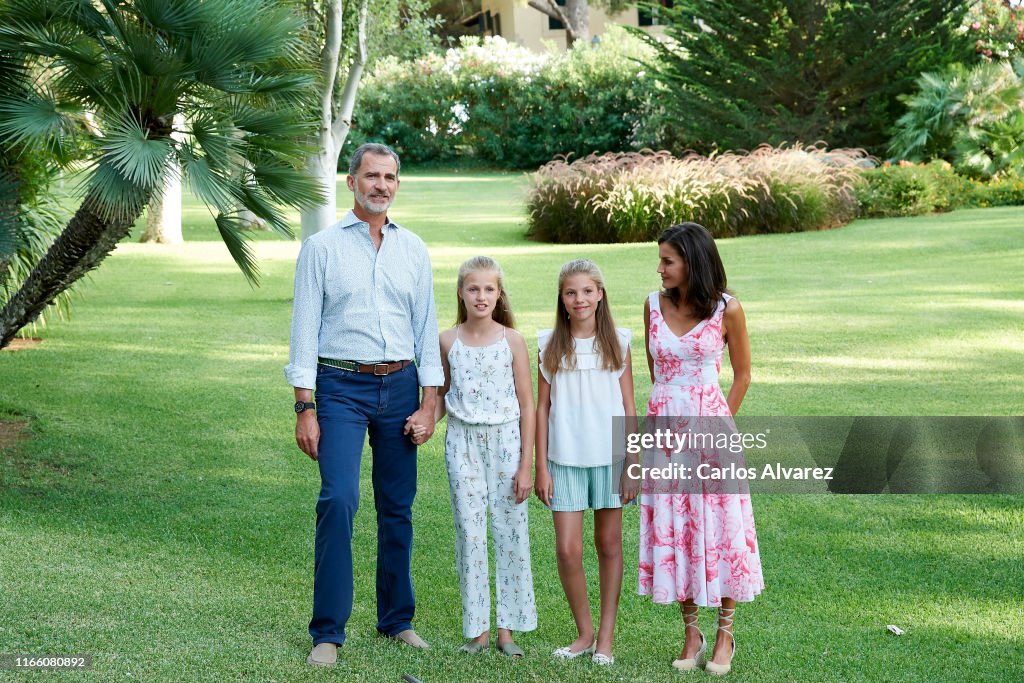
[348,143,401,177]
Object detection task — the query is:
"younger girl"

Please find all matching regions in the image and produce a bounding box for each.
[639,223,764,675]
[535,259,637,666]
[433,256,537,657]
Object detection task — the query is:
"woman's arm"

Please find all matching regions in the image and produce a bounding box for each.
[534,361,553,507]
[618,349,640,504]
[644,297,654,383]
[433,328,455,424]
[509,331,535,504]
[723,299,751,416]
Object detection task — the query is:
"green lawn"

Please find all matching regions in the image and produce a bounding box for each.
[1,172,1022,682]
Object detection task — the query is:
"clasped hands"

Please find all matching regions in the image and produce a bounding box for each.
[404,407,435,446]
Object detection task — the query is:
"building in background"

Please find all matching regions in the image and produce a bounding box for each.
[462,0,673,51]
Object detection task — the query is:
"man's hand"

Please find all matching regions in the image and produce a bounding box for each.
[404,407,435,446]
[296,411,319,461]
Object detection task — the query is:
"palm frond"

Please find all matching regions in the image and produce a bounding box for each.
[187,112,245,172]
[0,15,99,69]
[132,0,204,37]
[231,183,292,238]
[0,87,80,152]
[102,114,173,189]
[230,104,317,163]
[249,153,324,211]
[244,71,318,100]
[214,213,259,285]
[179,146,236,214]
[82,155,148,221]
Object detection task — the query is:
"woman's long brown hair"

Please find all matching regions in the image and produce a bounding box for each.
[659,223,728,321]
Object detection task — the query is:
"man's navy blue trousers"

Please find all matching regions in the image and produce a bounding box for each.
[309,362,419,646]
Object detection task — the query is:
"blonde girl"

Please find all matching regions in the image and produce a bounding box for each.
[433,256,537,657]
[535,259,638,666]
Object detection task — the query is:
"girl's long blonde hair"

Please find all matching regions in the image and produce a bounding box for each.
[542,259,623,378]
[455,255,516,328]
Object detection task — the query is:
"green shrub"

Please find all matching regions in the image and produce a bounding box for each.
[631,0,973,156]
[890,59,1024,179]
[347,28,661,168]
[526,145,867,243]
[856,161,980,217]
[974,174,1024,206]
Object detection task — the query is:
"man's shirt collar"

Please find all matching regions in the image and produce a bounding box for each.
[339,209,397,230]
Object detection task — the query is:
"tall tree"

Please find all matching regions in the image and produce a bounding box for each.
[0,0,322,348]
[634,1,975,154]
[0,40,74,329]
[527,0,632,46]
[300,0,368,240]
[298,0,438,239]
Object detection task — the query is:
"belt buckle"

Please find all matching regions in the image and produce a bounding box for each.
[373,363,390,376]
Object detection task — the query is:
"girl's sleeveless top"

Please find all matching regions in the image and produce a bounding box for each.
[537,327,631,467]
[445,327,520,426]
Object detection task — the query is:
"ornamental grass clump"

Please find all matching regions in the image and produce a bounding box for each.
[526,145,868,243]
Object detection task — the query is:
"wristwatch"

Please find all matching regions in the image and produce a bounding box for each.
[294,401,316,414]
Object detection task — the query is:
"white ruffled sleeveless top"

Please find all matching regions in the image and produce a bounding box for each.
[537,328,631,467]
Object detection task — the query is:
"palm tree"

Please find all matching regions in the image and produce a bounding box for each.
[0,0,323,348]
[0,29,73,335]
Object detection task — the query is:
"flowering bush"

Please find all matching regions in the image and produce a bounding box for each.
[959,0,1024,61]
[973,173,1024,205]
[526,145,867,243]
[347,28,662,168]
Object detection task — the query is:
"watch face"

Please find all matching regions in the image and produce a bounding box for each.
[294,401,304,413]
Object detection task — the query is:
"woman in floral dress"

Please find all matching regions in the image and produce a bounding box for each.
[638,223,764,676]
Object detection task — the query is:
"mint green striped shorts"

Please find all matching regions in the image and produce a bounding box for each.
[549,461,628,512]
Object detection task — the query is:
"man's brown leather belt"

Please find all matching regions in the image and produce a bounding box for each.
[318,358,413,376]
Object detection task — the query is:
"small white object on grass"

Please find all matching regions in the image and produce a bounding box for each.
[886,625,906,636]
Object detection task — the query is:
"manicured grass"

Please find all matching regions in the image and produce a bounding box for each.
[1,173,1022,682]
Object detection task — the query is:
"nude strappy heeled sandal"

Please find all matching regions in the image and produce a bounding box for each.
[671,604,706,671]
[705,606,735,675]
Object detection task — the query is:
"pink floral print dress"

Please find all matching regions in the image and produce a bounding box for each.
[638,292,764,606]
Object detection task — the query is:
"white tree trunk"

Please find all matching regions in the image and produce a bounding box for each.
[565,0,590,45]
[140,161,183,244]
[300,148,338,239]
[527,0,588,45]
[141,114,184,244]
[299,0,368,240]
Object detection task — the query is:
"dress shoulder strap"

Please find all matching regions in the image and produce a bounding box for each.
[715,293,734,318]
[649,291,662,314]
